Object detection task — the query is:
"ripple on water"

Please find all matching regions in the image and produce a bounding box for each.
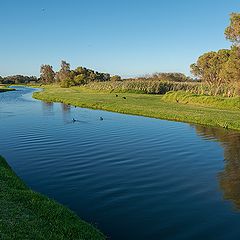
[0,87,240,240]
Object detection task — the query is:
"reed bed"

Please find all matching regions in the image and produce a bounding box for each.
[86,80,200,94]
[85,80,237,96]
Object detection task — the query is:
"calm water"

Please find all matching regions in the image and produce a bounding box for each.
[1,86,240,239]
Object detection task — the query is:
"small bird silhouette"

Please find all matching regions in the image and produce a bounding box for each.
[123,97,126,99]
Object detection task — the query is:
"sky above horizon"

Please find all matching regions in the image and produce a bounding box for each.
[0,0,239,78]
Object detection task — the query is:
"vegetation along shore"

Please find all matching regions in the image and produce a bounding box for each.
[33,85,240,131]
[31,13,239,131]
[0,85,15,92]
[0,156,105,240]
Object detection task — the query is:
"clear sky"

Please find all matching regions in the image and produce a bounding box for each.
[0,0,239,77]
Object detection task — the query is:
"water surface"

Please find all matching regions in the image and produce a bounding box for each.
[1,86,240,239]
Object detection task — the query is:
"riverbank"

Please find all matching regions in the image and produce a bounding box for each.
[0,155,105,240]
[33,86,240,131]
[0,86,15,92]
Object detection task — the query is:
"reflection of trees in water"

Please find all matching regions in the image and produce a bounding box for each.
[194,125,240,209]
[61,103,71,123]
[42,102,54,115]
[61,103,71,114]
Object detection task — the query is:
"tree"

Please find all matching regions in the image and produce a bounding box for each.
[74,74,86,85]
[40,65,55,83]
[220,46,240,95]
[56,60,71,87]
[190,49,231,95]
[225,13,240,46]
[110,75,122,81]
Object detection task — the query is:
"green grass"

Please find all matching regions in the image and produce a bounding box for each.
[0,155,105,240]
[163,91,240,111]
[0,86,15,92]
[33,86,240,131]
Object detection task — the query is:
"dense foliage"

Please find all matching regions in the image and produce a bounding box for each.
[0,75,39,84]
[40,60,121,87]
[134,72,193,82]
[191,13,240,96]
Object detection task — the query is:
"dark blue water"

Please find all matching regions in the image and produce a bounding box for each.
[1,86,240,239]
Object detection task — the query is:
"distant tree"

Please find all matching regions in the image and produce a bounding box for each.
[225,13,240,46]
[74,74,86,85]
[150,73,192,82]
[56,60,72,87]
[40,64,55,83]
[110,75,122,81]
[1,75,39,84]
[60,77,73,88]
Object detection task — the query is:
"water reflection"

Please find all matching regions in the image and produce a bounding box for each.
[194,125,240,209]
[42,102,54,116]
[61,103,71,114]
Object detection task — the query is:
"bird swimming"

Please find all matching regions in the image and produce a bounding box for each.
[72,118,76,122]
[100,117,104,121]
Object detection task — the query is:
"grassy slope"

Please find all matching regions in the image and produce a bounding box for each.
[33,86,240,131]
[163,91,240,111]
[0,156,105,240]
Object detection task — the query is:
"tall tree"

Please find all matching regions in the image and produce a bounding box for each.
[40,65,55,83]
[190,49,231,95]
[220,46,240,95]
[225,13,240,46]
[56,60,71,87]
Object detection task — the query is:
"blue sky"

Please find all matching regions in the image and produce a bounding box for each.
[0,0,239,77]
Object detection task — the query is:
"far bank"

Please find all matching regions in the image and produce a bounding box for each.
[33,85,240,131]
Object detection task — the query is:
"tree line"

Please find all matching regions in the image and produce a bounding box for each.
[0,75,38,84]
[40,61,122,87]
[191,13,240,96]
[128,72,194,82]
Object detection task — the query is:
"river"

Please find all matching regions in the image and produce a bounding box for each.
[1,86,240,240]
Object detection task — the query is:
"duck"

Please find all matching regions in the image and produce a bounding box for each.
[100,117,104,121]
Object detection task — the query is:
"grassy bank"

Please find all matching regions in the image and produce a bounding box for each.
[33,86,240,131]
[0,86,15,92]
[0,155,105,240]
[163,91,240,111]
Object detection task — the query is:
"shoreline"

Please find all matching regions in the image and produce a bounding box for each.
[0,87,15,92]
[32,85,240,132]
[0,155,106,239]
